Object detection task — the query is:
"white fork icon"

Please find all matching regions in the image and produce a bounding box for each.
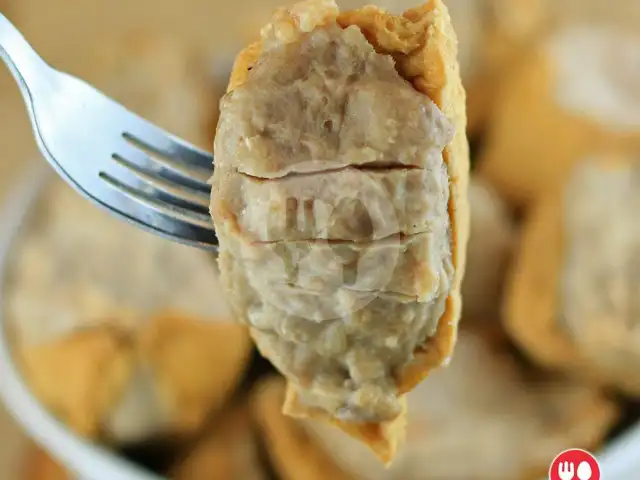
[558,461,575,480]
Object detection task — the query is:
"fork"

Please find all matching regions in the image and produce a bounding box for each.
[0,13,218,249]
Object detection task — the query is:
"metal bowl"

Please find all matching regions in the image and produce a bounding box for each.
[1,165,640,480]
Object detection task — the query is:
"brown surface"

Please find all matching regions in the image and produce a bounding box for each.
[18,312,253,443]
[171,404,265,480]
[504,190,580,371]
[19,326,135,438]
[222,0,469,463]
[20,444,69,480]
[250,378,353,480]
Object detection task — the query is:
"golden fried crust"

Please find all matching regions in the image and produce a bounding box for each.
[19,327,134,438]
[250,378,354,480]
[223,0,468,463]
[171,404,265,480]
[504,166,640,394]
[282,385,407,465]
[21,444,68,480]
[20,314,252,441]
[478,40,640,208]
[503,191,582,371]
[254,357,618,480]
[137,313,253,435]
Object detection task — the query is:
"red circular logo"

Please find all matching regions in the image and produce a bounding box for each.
[549,449,600,480]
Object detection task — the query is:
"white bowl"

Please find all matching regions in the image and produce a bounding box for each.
[0,165,161,480]
[0,165,639,480]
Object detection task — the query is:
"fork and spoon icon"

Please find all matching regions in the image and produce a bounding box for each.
[558,461,593,480]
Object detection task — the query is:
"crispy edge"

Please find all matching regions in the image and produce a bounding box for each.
[502,191,584,370]
[223,0,469,463]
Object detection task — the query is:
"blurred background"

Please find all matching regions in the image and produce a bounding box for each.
[1,0,640,479]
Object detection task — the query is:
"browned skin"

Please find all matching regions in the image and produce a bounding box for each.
[222,0,468,462]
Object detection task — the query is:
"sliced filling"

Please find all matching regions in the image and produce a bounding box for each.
[225,232,449,301]
[221,247,448,422]
[212,166,449,242]
[213,19,454,423]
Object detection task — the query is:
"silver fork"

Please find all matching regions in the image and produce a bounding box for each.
[0,13,218,249]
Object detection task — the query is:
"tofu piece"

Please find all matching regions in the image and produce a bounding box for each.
[505,154,640,394]
[251,333,617,480]
[211,0,469,462]
[479,25,640,207]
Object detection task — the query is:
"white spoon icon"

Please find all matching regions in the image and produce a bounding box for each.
[577,461,593,480]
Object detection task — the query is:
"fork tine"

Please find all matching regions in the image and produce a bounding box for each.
[114,141,211,201]
[119,136,212,190]
[111,153,211,210]
[123,118,214,172]
[99,172,214,230]
[98,161,209,216]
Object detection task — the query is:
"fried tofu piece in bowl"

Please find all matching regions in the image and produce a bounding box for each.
[478,24,640,208]
[505,154,640,395]
[250,331,617,479]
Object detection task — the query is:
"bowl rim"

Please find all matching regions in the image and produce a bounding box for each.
[0,164,162,480]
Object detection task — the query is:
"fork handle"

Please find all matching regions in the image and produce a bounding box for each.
[0,13,50,91]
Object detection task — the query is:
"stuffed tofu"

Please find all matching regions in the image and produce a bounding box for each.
[505,154,640,395]
[211,0,469,462]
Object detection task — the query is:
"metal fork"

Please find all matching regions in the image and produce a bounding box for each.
[0,13,218,249]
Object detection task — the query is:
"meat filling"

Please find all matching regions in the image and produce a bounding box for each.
[213,167,449,242]
[214,23,453,177]
[213,21,454,423]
